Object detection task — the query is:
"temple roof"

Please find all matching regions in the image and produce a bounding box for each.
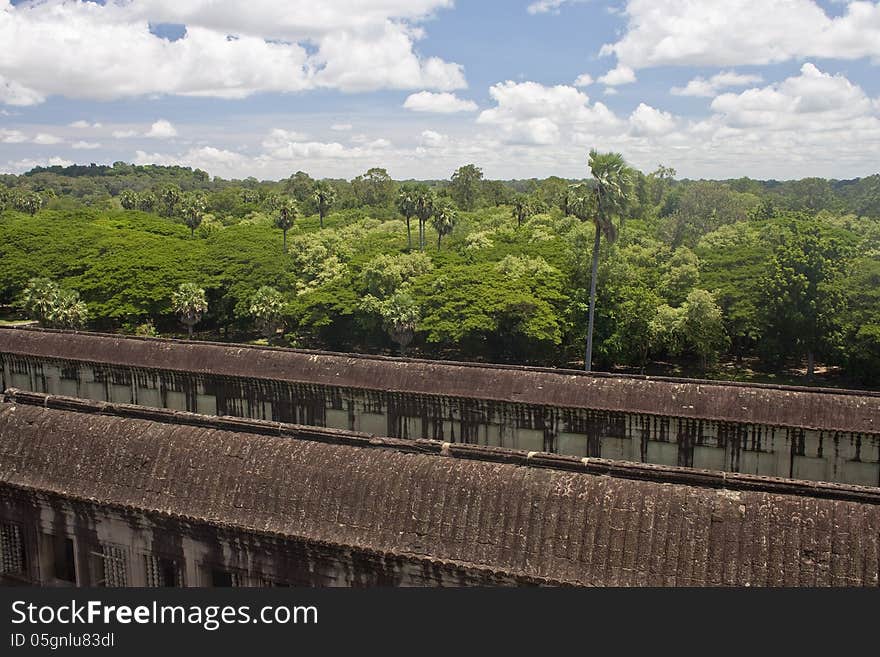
[1,327,878,434]
[1,389,878,586]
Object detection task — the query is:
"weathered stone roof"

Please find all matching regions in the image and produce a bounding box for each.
[2,389,879,586]
[2,327,879,435]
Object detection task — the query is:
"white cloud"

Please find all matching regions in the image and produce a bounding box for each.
[629,103,677,136]
[330,123,353,131]
[477,80,622,145]
[2,156,74,174]
[573,73,593,88]
[0,1,464,105]
[403,91,478,113]
[597,64,636,86]
[0,129,27,143]
[672,71,764,97]
[71,141,101,150]
[527,0,570,14]
[32,133,62,145]
[145,120,178,138]
[600,0,880,71]
[112,129,139,139]
[709,63,877,129]
[69,120,90,129]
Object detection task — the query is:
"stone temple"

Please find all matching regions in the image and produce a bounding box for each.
[0,327,878,586]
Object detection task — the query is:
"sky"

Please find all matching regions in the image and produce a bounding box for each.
[1,0,879,181]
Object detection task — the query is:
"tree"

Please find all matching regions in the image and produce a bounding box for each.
[181,193,206,238]
[21,278,60,326]
[381,290,420,356]
[396,185,418,250]
[119,189,139,210]
[511,194,534,228]
[21,278,87,329]
[285,171,315,204]
[760,219,848,377]
[431,203,457,251]
[679,289,727,370]
[450,164,483,210]
[13,191,42,215]
[273,196,298,253]
[413,187,436,251]
[351,167,396,206]
[312,181,336,229]
[137,191,157,213]
[247,285,285,339]
[573,149,632,372]
[158,184,183,217]
[172,282,208,338]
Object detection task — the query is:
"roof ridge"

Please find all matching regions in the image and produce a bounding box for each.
[2,325,876,398]
[5,387,879,505]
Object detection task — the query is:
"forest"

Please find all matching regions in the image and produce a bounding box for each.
[1,160,879,388]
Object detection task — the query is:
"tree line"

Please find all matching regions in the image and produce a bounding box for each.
[1,159,879,387]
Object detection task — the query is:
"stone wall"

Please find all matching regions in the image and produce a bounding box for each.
[3,349,878,486]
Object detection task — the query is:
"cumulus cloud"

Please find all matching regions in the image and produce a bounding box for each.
[672,71,764,97]
[628,103,677,136]
[0,0,465,106]
[112,129,139,139]
[600,0,880,71]
[71,141,101,150]
[573,73,593,88]
[330,123,353,131]
[403,91,478,113]
[145,120,178,139]
[2,156,74,173]
[478,80,621,145]
[597,65,636,86]
[709,63,877,129]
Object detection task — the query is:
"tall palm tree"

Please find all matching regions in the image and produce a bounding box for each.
[274,196,298,253]
[181,194,206,238]
[396,185,417,250]
[413,187,436,252]
[431,203,457,251]
[571,150,632,372]
[312,181,336,229]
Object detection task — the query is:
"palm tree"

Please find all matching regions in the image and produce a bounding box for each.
[273,196,298,253]
[380,289,420,356]
[119,189,139,210]
[172,282,208,339]
[512,194,533,228]
[431,203,457,251]
[571,149,632,372]
[21,278,87,329]
[312,181,336,229]
[413,187,435,251]
[396,185,418,250]
[181,194,206,238]
[247,285,286,339]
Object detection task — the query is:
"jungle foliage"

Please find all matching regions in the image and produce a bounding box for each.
[2,161,879,386]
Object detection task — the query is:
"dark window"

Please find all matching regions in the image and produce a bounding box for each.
[145,556,183,587]
[211,569,234,587]
[91,544,128,587]
[52,536,76,583]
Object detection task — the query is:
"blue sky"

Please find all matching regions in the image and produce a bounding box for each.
[1,0,879,180]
